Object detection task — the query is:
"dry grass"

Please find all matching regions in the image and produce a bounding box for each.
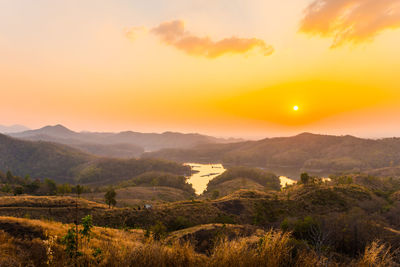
[356,241,396,267]
[0,216,398,267]
[82,186,192,207]
[0,196,107,209]
[208,230,294,267]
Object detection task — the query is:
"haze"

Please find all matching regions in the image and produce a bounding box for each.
[1,0,400,139]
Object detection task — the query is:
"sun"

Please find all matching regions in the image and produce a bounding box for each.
[293,105,299,111]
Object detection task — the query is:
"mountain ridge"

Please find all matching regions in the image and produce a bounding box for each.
[10,124,243,155]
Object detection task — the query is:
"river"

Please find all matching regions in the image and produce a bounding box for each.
[185,163,226,194]
[185,163,299,194]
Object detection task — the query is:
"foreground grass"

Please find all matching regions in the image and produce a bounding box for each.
[0,216,397,267]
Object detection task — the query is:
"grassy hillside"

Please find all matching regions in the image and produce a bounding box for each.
[0,134,190,185]
[3,216,394,266]
[144,133,400,177]
[84,186,194,207]
[0,180,394,232]
[2,180,400,266]
[0,134,91,182]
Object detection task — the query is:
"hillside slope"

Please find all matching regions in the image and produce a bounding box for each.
[0,134,189,184]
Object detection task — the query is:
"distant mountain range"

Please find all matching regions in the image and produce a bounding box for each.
[7,125,400,180]
[144,133,400,178]
[0,133,189,184]
[0,124,30,133]
[9,124,243,158]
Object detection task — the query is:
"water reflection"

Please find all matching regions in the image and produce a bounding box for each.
[185,163,226,195]
[279,176,297,188]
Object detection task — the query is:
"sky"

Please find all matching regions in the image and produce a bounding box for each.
[1,0,400,139]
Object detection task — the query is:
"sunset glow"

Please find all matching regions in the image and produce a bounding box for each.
[1,0,400,138]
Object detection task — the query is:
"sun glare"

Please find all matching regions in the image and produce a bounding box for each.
[293,105,299,111]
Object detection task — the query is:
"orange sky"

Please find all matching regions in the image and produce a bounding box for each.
[1,0,400,139]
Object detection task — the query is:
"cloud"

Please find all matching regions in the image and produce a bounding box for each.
[150,20,274,58]
[125,26,146,41]
[299,0,400,48]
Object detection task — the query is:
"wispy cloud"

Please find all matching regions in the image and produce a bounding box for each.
[300,0,400,48]
[125,26,147,41]
[127,20,273,58]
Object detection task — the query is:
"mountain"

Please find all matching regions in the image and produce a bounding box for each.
[0,124,30,133]
[10,125,242,157]
[0,133,189,184]
[144,132,400,178]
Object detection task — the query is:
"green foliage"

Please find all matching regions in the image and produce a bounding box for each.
[62,215,93,259]
[0,184,12,193]
[214,214,236,224]
[92,247,102,262]
[75,184,83,197]
[0,171,69,195]
[281,216,320,243]
[169,216,193,231]
[120,171,195,195]
[75,158,190,185]
[57,183,72,195]
[151,221,167,240]
[44,178,57,195]
[80,215,93,242]
[207,167,280,191]
[105,188,117,209]
[13,186,24,195]
[335,176,353,185]
[300,173,310,184]
[61,227,79,258]
[6,170,14,180]
[212,190,220,200]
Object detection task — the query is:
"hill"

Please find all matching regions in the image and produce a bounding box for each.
[0,133,190,184]
[203,167,280,198]
[1,215,395,266]
[2,178,400,265]
[83,186,194,207]
[144,133,400,177]
[10,124,242,157]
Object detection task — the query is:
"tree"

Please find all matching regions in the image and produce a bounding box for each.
[62,227,79,258]
[80,215,93,243]
[0,184,12,193]
[13,186,24,195]
[6,170,13,181]
[151,221,167,240]
[75,184,83,198]
[151,178,159,192]
[25,179,40,194]
[300,173,310,184]
[57,183,72,196]
[44,178,57,195]
[212,190,220,200]
[105,188,117,209]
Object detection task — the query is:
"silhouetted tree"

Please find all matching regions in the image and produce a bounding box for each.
[44,178,57,195]
[57,183,72,196]
[6,170,13,181]
[105,188,117,209]
[75,184,83,198]
[301,173,310,184]
[13,186,24,195]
